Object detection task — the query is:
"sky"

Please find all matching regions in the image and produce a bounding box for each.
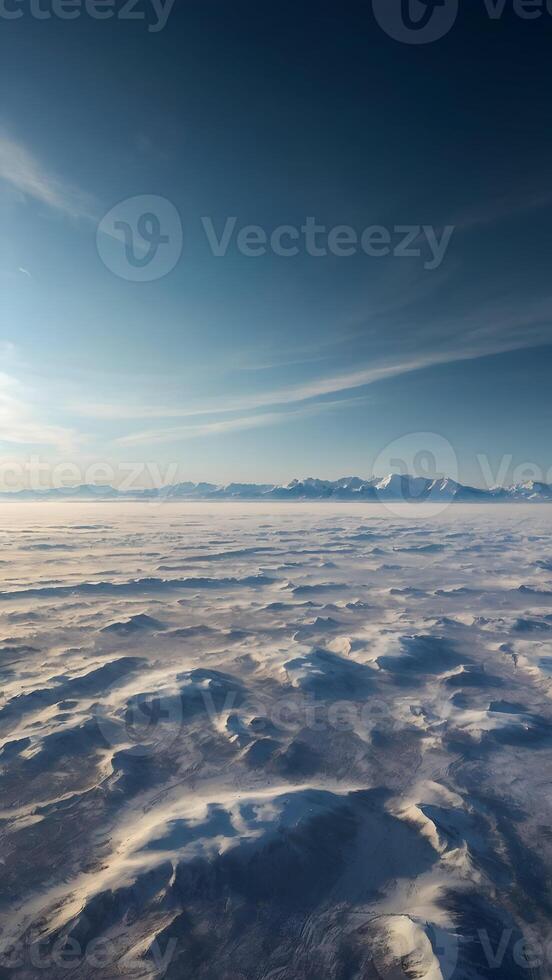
[1,0,552,489]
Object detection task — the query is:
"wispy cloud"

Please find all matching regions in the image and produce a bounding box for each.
[76,306,552,439]
[0,131,97,220]
[113,395,368,447]
[0,372,76,452]
[72,353,449,424]
[454,187,552,233]
[0,341,17,358]
[114,411,289,447]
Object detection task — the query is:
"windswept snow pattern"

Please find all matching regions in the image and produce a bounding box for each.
[1,502,552,979]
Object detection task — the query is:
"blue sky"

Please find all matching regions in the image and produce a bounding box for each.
[1,1,552,488]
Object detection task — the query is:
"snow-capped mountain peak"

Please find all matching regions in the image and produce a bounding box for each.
[2,475,552,502]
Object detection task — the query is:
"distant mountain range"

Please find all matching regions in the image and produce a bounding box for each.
[3,475,552,502]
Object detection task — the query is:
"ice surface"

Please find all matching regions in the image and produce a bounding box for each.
[0,502,551,979]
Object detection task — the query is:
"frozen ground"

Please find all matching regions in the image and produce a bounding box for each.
[0,502,552,979]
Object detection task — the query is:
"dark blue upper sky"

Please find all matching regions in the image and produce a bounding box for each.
[1,0,552,487]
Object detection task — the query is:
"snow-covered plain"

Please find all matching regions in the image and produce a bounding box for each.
[1,503,552,979]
